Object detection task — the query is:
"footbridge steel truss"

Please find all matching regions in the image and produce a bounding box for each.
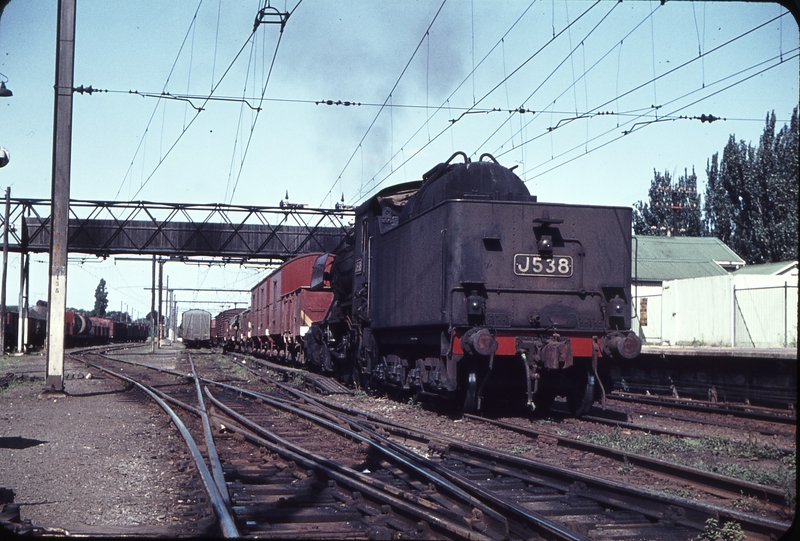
[5,199,354,261]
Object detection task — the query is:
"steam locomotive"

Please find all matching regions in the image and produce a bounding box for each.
[219,152,641,415]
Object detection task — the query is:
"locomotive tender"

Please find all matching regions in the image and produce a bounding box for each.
[304,152,641,415]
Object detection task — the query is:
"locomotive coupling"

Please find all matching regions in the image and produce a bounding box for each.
[460,327,498,357]
[601,331,642,360]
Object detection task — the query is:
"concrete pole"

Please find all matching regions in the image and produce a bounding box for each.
[165,277,170,341]
[17,252,27,353]
[157,260,163,348]
[1,187,9,354]
[150,255,156,353]
[46,0,77,392]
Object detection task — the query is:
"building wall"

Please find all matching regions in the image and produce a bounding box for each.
[631,284,663,343]
[633,275,797,348]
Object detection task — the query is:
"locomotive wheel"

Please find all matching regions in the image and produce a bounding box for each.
[567,367,595,417]
[462,371,479,413]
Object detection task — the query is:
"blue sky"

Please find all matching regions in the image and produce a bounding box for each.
[0,0,797,319]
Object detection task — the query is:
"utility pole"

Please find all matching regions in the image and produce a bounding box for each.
[150,255,156,353]
[46,0,77,392]
[1,187,9,354]
[157,260,163,347]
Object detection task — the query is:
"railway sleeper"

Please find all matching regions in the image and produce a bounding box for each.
[589,522,698,540]
[232,503,364,523]
[242,521,370,537]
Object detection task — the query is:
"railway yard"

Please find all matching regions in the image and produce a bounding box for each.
[0,343,795,540]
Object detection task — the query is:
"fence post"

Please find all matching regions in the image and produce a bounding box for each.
[731,284,737,347]
[785,282,788,348]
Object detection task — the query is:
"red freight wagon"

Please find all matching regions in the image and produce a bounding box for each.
[239,253,333,362]
[89,317,112,340]
[213,308,246,349]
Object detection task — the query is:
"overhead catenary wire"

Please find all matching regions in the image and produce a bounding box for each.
[319,0,450,207]
[114,1,303,203]
[348,3,791,208]
[113,0,206,201]
[518,50,799,182]
[350,0,602,203]
[493,12,795,174]
[345,0,572,202]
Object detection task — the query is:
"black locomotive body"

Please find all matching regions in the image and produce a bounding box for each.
[307,152,640,415]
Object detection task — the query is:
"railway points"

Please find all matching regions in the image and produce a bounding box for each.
[3,343,795,538]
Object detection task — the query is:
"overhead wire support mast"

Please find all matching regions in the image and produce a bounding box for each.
[46,0,77,393]
[253,2,291,33]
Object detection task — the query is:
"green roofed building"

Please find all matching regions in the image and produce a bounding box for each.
[632,236,745,286]
[733,260,798,277]
[631,237,796,349]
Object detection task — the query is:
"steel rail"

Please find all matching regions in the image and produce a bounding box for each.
[241,366,589,541]
[100,350,516,535]
[463,414,791,505]
[203,375,511,536]
[610,392,797,424]
[91,349,792,539]
[92,350,512,537]
[68,352,239,537]
[202,388,500,541]
[311,394,793,541]
[187,352,232,508]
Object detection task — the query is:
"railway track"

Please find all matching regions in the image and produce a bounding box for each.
[579,403,796,452]
[64,346,793,540]
[228,354,789,539]
[65,348,533,538]
[608,391,796,425]
[460,415,791,507]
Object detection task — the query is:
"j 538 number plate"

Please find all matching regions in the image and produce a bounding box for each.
[514,254,573,277]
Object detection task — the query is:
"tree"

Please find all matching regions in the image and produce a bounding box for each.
[93,279,108,317]
[632,168,703,236]
[704,108,798,264]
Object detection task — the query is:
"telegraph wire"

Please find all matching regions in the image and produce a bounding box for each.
[114,0,206,201]
[348,0,606,198]
[483,0,661,162]
[519,50,798,182]
[319,0,450,207]
[496,11,792,163]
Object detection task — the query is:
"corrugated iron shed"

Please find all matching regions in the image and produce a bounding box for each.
[632,236,745,283]
[734,261,798,276]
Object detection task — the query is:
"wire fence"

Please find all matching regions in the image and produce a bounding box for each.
[734,283,798,348]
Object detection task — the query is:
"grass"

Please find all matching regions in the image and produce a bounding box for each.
[617,457,634,475]
[582,428,796,505]
[661,487,696,499]
[694,519,745,541]
[0,377,21,394]
[583,429,789,461]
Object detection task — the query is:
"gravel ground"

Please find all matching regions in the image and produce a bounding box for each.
[0,349,214,537]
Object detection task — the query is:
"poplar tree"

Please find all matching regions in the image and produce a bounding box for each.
[632,168,703,236]
[704,108,798,264]
[93,278,108,317]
